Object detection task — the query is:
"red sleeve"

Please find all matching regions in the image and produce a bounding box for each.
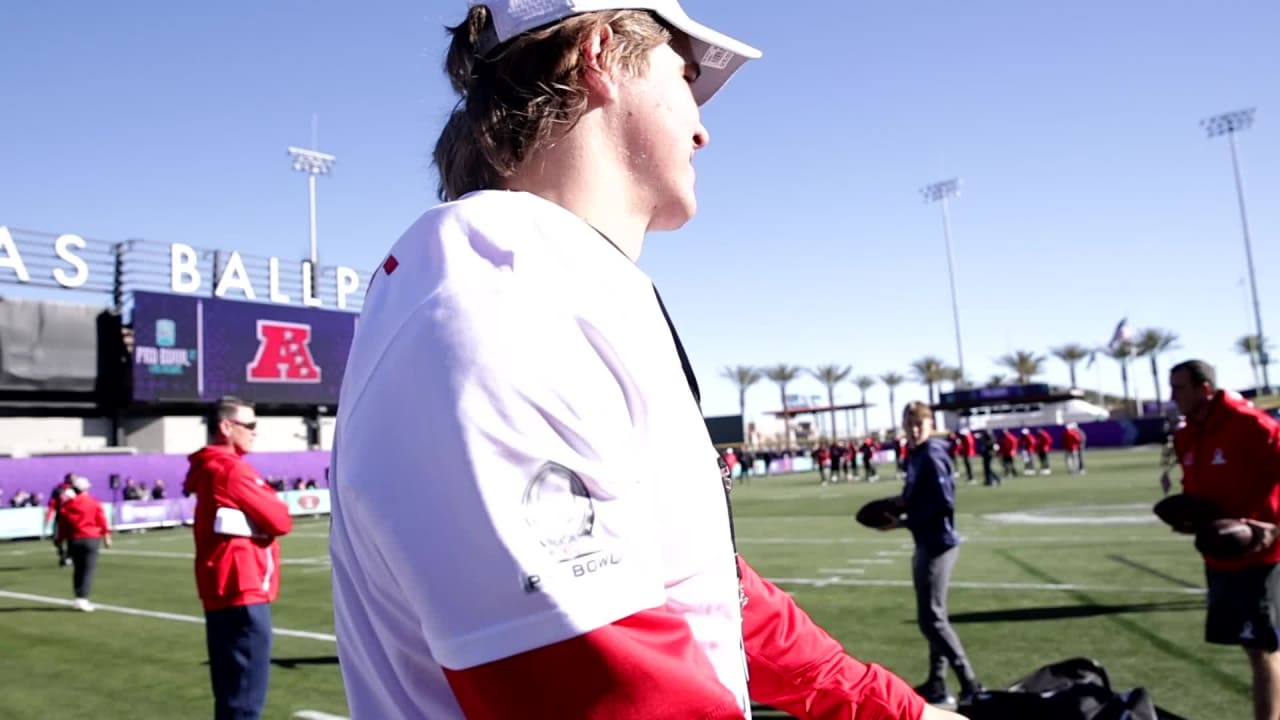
[442,608,744,719]
[95,500,110,537]
[225,468,293,538]
[738,557,923,720]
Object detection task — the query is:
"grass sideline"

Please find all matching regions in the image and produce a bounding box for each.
[0,448,1245,719]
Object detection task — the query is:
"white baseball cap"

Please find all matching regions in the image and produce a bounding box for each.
[71,476,91,492]
[471,0,761,106]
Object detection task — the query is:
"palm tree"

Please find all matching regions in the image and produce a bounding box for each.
[879,372,904,431]
[1101,341,1136,413]
[764,364,802,447]
[910,356,948,407]
[1236,334,1270,390]
[1051,344,1091,389]
[940,366,965,392]
[810,365,852,440]
[997,350,1047,385]
[720,366,762,440]
[1134,329,1180,415]
[854,375,875,434]
[986,374,1007,387]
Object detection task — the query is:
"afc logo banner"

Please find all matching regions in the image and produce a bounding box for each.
[246,320,322,383]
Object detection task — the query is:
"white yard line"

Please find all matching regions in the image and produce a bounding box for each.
[771,577,1205,595]
[103,549,330,565]
[293,712,349,720]
[737,535,1189,545]
[0,590,337,641]
[816,567,865,575]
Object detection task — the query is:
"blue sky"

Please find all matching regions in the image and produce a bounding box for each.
[2,0,1278,425]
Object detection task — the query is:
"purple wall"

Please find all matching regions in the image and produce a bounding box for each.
[0,450,330,503]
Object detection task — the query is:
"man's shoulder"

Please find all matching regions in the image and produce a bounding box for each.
[401,191,591,260]
[924,438,952,460]
[1223,400,1280,442]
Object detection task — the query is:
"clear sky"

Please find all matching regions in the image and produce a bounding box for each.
[2,0,1277,427]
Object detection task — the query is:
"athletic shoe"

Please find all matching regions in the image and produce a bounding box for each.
[72,598,94,612]
[913,680,955,706]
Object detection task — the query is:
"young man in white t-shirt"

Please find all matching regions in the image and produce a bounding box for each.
[329,2,965,718]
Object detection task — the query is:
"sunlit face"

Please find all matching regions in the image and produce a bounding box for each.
[1169,369,1212,419]
[612,33,710,232]
[904,411,933,447]
[220,405,257,455]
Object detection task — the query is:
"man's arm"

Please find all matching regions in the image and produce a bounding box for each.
[1241,422,1280,548]
[95,501,112,548]
[738,557,927,720]
[225,468,293,538]
[443,610,743,720]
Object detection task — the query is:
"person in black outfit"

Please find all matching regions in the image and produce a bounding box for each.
[881,401,982,707]
[976,431,1000,487]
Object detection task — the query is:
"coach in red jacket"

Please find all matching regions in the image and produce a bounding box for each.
[56,476,112,612]
[184,396,292,720]
[1170,360,1280,720]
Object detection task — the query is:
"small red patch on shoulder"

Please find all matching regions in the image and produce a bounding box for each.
[382,255,399,275]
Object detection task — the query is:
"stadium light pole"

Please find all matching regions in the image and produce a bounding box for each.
[920,177,966,383]
[287,146,337,268]
[1202,108,1269,393]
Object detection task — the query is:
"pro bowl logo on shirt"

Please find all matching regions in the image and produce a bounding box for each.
[522,461,600,563]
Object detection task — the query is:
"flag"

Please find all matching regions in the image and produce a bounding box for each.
[1086,350,1097,369]
[1108,317,1132,351]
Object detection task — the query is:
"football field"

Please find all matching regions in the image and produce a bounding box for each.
[0,448,1246,719]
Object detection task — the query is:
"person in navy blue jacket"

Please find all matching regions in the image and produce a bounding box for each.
[882,402,982,707]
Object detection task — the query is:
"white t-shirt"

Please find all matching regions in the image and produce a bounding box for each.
[329,190,748,718]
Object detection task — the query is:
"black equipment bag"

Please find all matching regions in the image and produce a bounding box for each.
[961,657,1188,720]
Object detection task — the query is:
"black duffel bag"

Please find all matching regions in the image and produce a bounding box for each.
[960,657,1188,720]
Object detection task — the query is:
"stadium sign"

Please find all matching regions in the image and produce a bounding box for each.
[0,225,364,311]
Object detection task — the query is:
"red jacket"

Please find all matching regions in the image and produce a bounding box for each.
[442,556,923,719]
[1175,391,1280,571]
[1062,428,1083,451]
[184,445,293,611]
[45,480,73,524]
[55,491,110,542]
[1035,429,1053,452]
[998,432,1016,456]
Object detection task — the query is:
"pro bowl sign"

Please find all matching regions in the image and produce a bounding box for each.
[0,225,364,310]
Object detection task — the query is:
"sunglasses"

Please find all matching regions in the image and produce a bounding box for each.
[229,419,258,431]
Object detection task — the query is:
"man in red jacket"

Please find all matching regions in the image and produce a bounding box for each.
[1034,428,1053,475]
[1170,360,1280,720]
[1062,423,1085,474]
[55,475,112,611]
[46,473,76,566]
[184,396,293,720]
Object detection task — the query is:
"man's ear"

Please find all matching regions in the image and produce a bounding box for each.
[580,24,620,104]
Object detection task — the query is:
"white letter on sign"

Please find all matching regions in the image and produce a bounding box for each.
[214,251,256,300]
[301,261,322,307]
[53,234,89,289]
[336,266,359,310]
[170,243,201,293]
[0,226,31,282]
[268,257,291,304]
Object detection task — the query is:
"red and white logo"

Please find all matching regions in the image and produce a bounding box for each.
[298,494,321,510]
[246,320,322,383]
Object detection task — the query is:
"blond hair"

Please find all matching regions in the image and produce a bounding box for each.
[432,6,671,201]
[903,401,933,424]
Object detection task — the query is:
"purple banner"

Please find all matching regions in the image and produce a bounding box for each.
[0,450,331,509]
[131,290,356,405]
[114,496,197,528]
